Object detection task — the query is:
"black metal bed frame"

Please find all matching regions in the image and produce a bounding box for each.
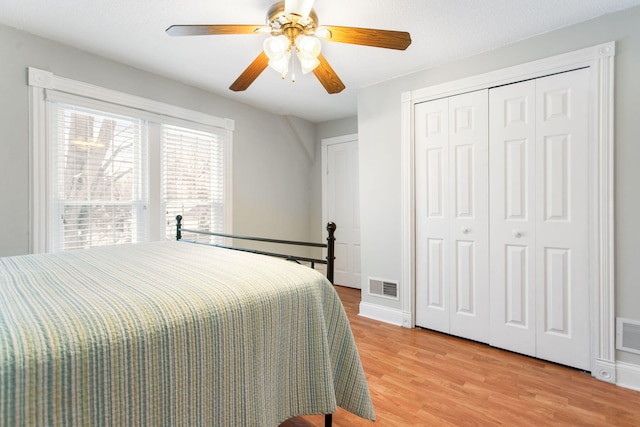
[175,215,336,426]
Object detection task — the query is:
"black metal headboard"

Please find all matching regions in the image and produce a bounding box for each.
[176,215,336,284]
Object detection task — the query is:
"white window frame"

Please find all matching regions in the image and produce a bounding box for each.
[28,67,234,253]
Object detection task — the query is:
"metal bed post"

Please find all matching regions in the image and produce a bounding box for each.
[324,222,336,427]
[324,413,333,426]
[326,222,336,285]
[176,215,182,241]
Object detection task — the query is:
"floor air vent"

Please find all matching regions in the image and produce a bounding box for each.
[617,318,640,355]
[369,278,399,300]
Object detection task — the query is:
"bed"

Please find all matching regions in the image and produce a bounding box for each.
[0,220,375,426]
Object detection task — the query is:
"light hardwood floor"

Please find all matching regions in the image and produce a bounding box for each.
[280,286,640,427]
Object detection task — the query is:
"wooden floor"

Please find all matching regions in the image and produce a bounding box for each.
[280,286,640,427]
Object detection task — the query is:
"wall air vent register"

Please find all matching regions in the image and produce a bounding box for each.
[369,278,399,300]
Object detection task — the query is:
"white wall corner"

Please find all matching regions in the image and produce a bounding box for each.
[359,301,404,326]
[616,361,640,392]
[283,115,316,163]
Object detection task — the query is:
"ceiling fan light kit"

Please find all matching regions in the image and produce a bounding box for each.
[166,0,412,94]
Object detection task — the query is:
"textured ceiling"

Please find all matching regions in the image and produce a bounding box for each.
[1,0,639,122]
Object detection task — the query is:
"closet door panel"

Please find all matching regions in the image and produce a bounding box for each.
[505,139,528,219]
[505,245,529,325]
[535,69,590,370]
[489,80,537,357]
[415,68,591,371]
[415,98,450,332]
[448,90,489,343]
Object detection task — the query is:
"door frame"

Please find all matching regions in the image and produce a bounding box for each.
[321,133,359,281]
[401,42,615,382]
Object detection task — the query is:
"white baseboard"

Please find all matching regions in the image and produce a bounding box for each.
[359,299,640,391]
[593,359,616,383]
[616,362,640,392]
[359,301,404,326]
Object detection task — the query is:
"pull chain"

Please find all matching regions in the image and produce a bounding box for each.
[290,49,296,83]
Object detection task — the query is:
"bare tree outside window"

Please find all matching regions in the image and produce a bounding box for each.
[55,106,144,250]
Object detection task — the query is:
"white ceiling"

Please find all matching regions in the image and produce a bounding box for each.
[2,0,639,123]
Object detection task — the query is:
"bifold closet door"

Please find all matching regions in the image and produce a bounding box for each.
[487,79,537,356]
[489,69,590,370]
[415,90,489,343]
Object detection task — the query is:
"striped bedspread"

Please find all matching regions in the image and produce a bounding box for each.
[0,241,375,426]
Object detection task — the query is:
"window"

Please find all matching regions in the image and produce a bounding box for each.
[29,67,233,253]
[162,124,227,242]
[50,103,147,251]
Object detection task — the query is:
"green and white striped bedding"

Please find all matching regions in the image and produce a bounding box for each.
[0,241,375,426]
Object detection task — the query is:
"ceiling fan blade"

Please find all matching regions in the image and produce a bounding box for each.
[166,24,264,36]
[312,54,345,94]
[229,51,270,92]
[322,26,411,50]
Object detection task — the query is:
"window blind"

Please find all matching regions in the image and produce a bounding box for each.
[34,71,233,252]
[162,124,226,243]
[50,102,148,251]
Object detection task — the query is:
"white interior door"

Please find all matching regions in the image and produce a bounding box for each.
[415,97,451,333]
[415,90,490,343]
[534,69,590,370]
[325,137,361,288]
[489,79,538,357]
[489,69,590,370]
[448,91,490,342]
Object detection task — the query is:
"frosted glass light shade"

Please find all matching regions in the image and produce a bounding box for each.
[297,55,320,74]
[269,51,291,76]
[263,35,291,75]
[314,26,330,39]
[295,35,321,73]
[295,35,321,58]
[264,35,290,58]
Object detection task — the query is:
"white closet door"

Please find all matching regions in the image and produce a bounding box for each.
[327,139,361,288]
[415,90,489,342]
[489,80,537,357]
[415,97,450,333]
[534,69,590,370]
[448,91,490,342]
[489,69,590,369]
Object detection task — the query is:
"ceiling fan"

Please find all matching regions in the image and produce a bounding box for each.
[166,0,411,94]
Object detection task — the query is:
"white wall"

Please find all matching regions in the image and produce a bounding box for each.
[0,23,317,256]
[358,6,640,367]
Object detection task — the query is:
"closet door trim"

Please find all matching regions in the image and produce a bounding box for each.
[401,42,615,383]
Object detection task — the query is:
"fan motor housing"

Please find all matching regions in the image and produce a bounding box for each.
[266,1,318,36]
